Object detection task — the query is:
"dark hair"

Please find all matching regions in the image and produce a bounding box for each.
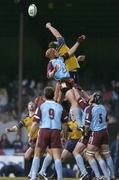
[44,86,54,100]
[93,91,103,104]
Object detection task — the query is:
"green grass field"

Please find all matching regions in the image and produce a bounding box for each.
[0,178,77,180]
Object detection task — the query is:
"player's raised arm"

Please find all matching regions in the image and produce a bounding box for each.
[66,35,86,57]
[5,125,18,133]
[5,120,24,133]
[46,22,62,39]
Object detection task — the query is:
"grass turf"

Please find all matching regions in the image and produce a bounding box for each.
[0,178,78,180]
[0,178,118,180]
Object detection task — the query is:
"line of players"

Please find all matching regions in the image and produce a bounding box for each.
[5,23,116,180]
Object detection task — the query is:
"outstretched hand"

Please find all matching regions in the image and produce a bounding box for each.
[77,35,86,43]
[5,128,10,133]
[46,22,52,28]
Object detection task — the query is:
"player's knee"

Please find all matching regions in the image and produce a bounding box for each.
[34,147,42,157]
[85,150,95,160]
[100,149,110,158]
[24,148,34,160]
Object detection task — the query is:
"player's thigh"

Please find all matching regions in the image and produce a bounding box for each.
[61,149,71,161]
[52,148,62,160]
[73,141,86,155]
[34,145,45,157]
[24,147,34,160]
[87,143,98,152]
[47,148,53,156]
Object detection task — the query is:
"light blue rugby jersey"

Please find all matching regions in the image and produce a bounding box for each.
[90,104,107,131]
[50,56,70,80]
[40,100,63,130]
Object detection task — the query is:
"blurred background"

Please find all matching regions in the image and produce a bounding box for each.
[0,0,119,177]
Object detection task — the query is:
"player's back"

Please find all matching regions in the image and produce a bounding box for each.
[40,100,63,130]
[50,57,70,80]
[90,104,107,131]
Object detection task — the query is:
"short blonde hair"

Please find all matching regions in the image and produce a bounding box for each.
[45,48,56,59]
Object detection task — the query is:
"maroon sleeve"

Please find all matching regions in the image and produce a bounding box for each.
[61,110,69,123]
[77,97,88,110]
[62,52,69,60]
[85,106,93,126]
[47,61,54,79]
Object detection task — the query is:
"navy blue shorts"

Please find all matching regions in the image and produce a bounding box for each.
[65,139,79,153]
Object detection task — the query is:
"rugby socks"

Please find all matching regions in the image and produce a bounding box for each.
[39,153,52,175]
[88,158,101,178]
[28,169,32,179]
[98,158,110,180]
[75,154,88,175]
[105,156,115,178]
[31,157,40,179]
[54,159,62,180]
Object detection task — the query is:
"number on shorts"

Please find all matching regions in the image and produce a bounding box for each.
[99,113,103,123]
[49,108,55,120]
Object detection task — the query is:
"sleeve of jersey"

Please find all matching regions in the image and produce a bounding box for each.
[33,107,41,123]
[56,37,65,49]
[47,61,54,79]
[17,120,24,129]
[61,110,69,123]
[77,97,87,110]
[85,106,93,126]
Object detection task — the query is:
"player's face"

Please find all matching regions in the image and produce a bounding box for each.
[46,48,59,59]
[28,101,35,111]
[50,49,59,58]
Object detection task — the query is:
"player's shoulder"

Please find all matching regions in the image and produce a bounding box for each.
[56,102,63,110]
[22,113,29,120]
[21,114,29,124]
[51,100,63,109]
